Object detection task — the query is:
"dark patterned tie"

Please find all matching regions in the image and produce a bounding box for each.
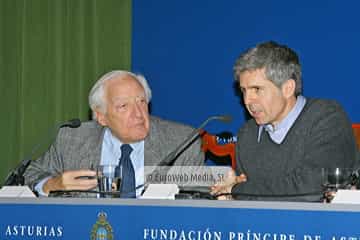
[116,144,135,198]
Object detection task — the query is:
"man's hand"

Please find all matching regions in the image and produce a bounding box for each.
[210,169,247,200]
[43,169,98,194]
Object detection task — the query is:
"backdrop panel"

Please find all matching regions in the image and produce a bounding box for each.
[132,0,360,134]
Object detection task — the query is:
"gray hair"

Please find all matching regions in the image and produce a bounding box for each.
[233,41,302,95]
[88,70,152,119]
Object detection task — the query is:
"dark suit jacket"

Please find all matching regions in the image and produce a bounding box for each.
[24,116,204,190]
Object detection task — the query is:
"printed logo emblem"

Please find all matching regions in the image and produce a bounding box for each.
[91,212,114,240]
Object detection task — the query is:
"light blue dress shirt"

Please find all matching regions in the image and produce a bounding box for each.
[258,95,306,144]
[35,128,145,197]
[101,128,145,197]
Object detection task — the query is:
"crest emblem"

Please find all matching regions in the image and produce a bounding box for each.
[91,212,114,240]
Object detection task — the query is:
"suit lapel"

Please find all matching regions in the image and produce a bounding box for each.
[78,124,105,169]
[144,117,162,166]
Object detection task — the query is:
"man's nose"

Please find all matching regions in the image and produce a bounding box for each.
[243,92,255,105]
[133,102,143,117]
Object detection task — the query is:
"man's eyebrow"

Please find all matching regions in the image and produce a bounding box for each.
[112,95,146,102]
[239,85,262,90]
[111,97,128,102]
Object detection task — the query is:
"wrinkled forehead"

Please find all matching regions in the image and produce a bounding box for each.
[105,75,145,96]
[106,76,146,102]
[110,95,147,104]
[239,68,269,84]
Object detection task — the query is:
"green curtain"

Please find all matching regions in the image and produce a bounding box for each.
[0,0,132,182]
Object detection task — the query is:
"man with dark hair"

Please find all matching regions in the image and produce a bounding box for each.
[212,41,357,201]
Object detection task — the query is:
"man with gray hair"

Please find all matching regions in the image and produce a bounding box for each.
[212,41,357,201]
[24,70,204,197]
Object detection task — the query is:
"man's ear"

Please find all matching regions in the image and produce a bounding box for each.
[95,110,107,126]
[282,79,296,98]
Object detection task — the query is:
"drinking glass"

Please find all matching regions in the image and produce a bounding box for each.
[97,165,121,198]
[321,168,356,202]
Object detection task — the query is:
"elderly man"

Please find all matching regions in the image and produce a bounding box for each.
[212,41,357,202]
[24,70,204,197]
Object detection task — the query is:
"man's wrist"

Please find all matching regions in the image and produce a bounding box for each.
[34,176,52,196]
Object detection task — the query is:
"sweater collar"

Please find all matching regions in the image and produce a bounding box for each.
[258,95,306,144]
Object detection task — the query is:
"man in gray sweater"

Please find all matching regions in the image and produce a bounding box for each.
[212,41,358,202]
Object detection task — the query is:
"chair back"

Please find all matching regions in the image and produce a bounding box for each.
[352,124,360,149]
[201,131,236,169]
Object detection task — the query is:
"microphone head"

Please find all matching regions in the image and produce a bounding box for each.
[68,118,81,128]
[217,115,232,123]
[61,119,81,128]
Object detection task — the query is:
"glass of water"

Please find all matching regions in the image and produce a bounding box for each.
[321,168,356,202]
[97,165,121,198]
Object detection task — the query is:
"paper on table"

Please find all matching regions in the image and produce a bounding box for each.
[0,186,36,198]
[332,189,360,204]
[140,184,179,200]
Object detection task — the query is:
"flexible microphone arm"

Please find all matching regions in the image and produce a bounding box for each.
[157,115,232,167]
[3,118,81,186]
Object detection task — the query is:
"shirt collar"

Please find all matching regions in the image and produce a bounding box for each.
[257,95,306,144]
[101,128,143,165]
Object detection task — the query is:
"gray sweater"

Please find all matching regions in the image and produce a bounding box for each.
[232,98,358,202]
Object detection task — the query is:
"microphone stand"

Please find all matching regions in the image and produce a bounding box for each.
[3,159,32,186]
[157,115,232,166]
[2,119,81,186]
[146,115,232,198]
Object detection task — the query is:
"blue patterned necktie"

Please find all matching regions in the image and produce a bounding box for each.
[115,144,135,198]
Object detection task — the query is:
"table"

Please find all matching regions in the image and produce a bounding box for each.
[1,197,359,239]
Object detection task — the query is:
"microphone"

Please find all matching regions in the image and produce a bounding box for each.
[3,118,82,186]
[157,115,232,167]
[60,118,81,128]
